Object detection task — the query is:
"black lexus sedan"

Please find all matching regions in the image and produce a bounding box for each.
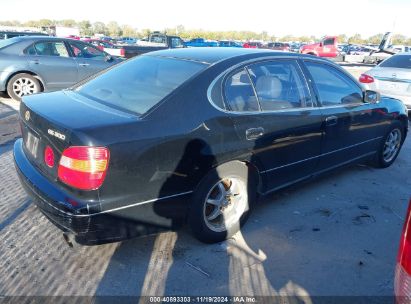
[14,48,408,245]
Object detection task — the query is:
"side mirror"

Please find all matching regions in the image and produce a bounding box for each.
[319,42,323,47]
[104,54,113,62]
[364,90,380,104]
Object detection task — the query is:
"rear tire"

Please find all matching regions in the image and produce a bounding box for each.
[188,162,257,243]
[373,121,404,168]
[7,73,41,102]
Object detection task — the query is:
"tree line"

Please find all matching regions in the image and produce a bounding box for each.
[1,20,410,45]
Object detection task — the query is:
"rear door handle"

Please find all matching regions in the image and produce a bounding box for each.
[30,60,39,65]
[79,63,90,67]
[246,127,264,140]
[325,116,338,126]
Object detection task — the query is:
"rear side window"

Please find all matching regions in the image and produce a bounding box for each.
[247,60,311,110]
[305,61,362,105]
[75,55,207,115]
[379,55,411,69]
[34,42,69,57]
[224,69,259,112]
[0,37,21,49]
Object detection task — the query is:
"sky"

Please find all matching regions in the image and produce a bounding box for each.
[1,0,410,38]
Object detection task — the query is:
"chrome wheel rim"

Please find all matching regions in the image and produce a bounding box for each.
[203,176,248,233]
[12,78,38,97]
[383,129,401,163]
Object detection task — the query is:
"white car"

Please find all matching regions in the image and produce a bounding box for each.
[359,52,411,113]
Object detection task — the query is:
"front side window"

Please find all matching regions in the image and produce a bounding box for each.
[323,38,334,46]
[68,41,105,60]
[224,69,259,112]
[247,60,311,110]
[75,55,207,115]
[305,61,362,105]
[34,41,69,57]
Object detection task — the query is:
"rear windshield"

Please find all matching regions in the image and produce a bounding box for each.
[75,55,207,115]
[379,55,411,69]
[0,37,21,49]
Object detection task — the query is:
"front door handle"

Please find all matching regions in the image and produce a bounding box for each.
[246,127,264,140]
[79,63,90,67]
[30,60,40,65]
[325,116,338,126]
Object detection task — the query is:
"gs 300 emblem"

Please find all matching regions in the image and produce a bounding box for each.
[48,129,66,141]
[24,111,30,121]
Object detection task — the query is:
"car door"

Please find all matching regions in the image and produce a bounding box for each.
[25,40,78,90]
[66,40,112,81]
[225,59,323,192]
[302,60,385,171]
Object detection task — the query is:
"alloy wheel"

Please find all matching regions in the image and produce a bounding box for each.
[203,176,248,233]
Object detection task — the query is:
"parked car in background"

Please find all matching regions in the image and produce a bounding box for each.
[119,37,137,45]
[218,40,242,48]
[359,53,411,113]
[264,42,290,51]
[243,41,262,48]
[66,35,80,40]
[0,31,48,40]
[185,38,217,47]
[0,36,120,101]
[81,39,125,58]
[14,48,408,246]
[395,198,411,304]
[300,36,339,57]
[122,32,185,58]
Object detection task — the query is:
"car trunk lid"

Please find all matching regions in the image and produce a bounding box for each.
[20,90,137,182]
[370,67,411,97]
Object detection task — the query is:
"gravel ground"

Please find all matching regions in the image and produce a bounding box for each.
[0,66,410,300]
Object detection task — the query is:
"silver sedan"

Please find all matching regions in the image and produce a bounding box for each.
[0,36,120,101]
[360,53,411,113]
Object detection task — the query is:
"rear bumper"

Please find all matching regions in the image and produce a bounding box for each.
[13,139,180,245]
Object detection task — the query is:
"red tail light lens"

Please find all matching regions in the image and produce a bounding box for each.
[58,146,109,190]
[44,146,55,168]
[398,200,411,274]
[359,74,375,84]
[120,48,125,57]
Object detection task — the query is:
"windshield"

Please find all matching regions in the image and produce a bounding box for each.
[75,55,207,115]
[0,37,21,49]
[379,55,411,69]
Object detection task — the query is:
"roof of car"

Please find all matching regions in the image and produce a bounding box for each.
[147,47,303,64]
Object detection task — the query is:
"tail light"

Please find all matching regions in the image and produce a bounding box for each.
[120,48,125,57]
[359,74,374,84]
[395,199,411,302]
[58,146,109,190]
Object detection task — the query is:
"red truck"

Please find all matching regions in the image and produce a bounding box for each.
[299,36,339,57]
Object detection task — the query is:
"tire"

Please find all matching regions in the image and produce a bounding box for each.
[7,73,41,102]
[188,161,257,243]
[373,121,405,168]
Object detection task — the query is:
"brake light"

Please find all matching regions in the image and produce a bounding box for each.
[58,146,109,190]
[395,199,411,301]
[359,74,374,84]
[120,48,125,57]
[44,146,55,168]
[398,200,411,274]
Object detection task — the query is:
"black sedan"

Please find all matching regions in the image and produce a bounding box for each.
[14,48,408,245]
